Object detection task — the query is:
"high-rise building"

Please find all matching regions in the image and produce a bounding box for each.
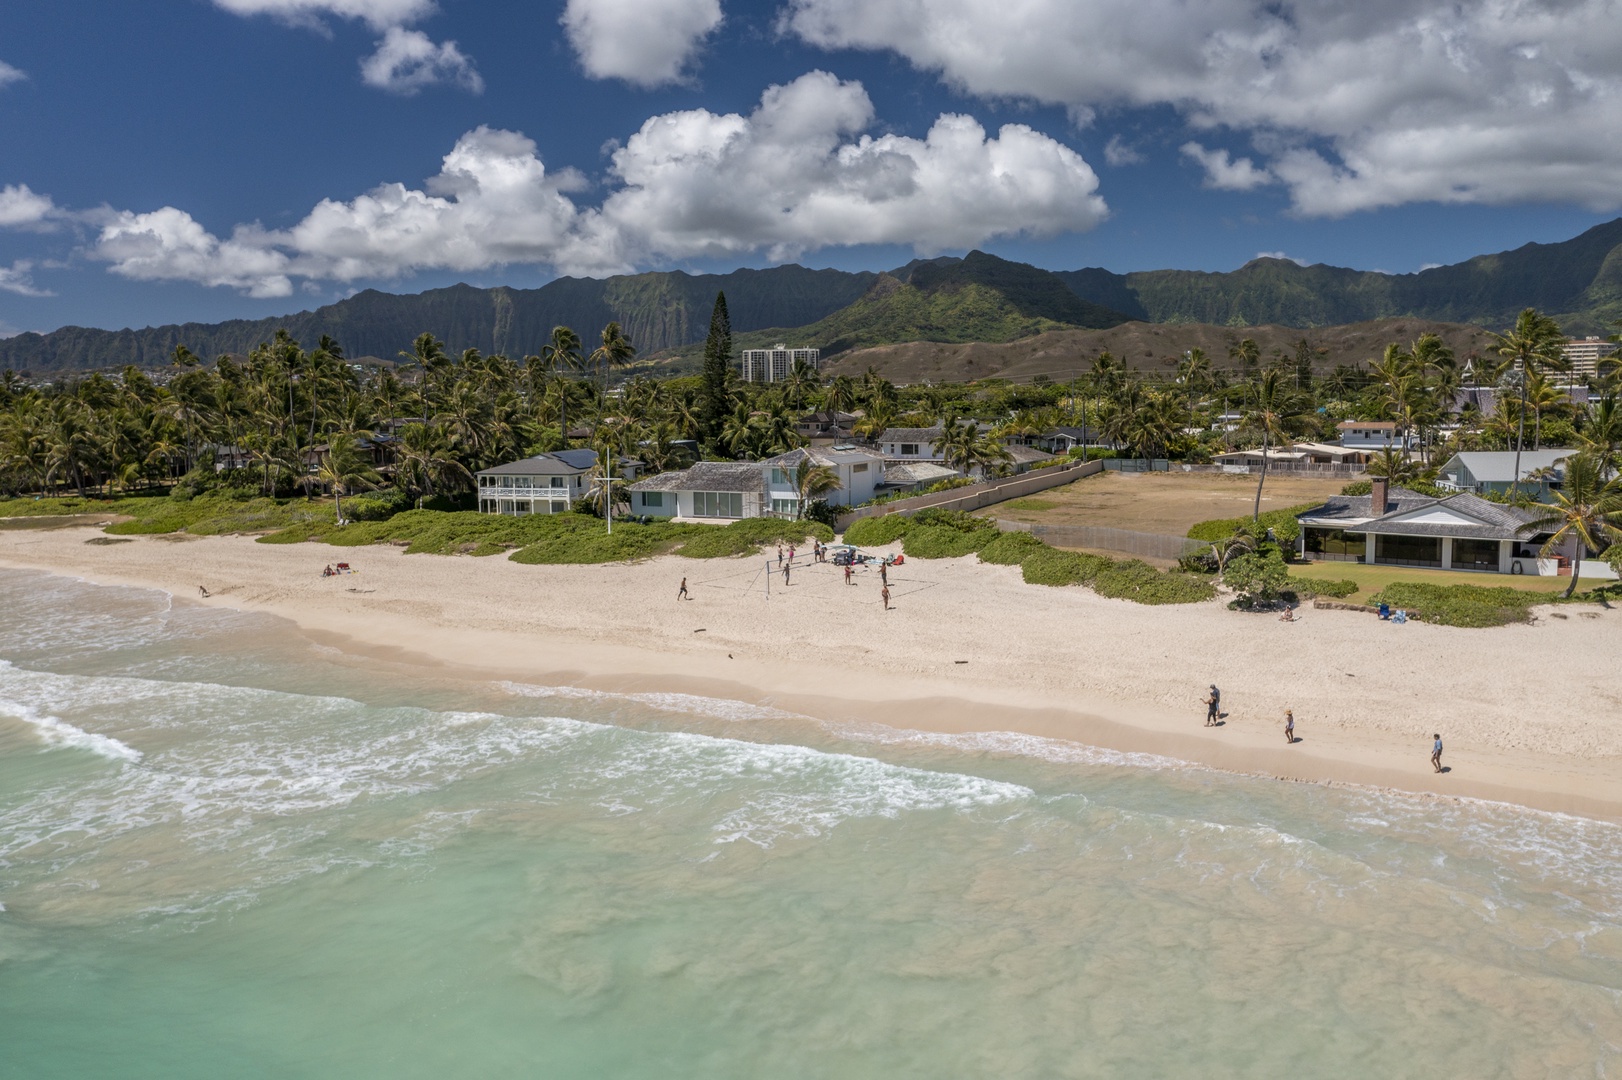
[740,344,819,383]
[1561,336,1614,379]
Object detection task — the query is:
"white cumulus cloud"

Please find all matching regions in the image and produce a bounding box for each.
[1254,252,1307,266]
[1103,135,1144,167]
[0,260,52,297]
[562,0,722,86]
[213,0,480,94]
[95,207,295,298]
[783,0,1622,215]
[80,72,1107,294]
[360,27,482,94]
[0,60,25,87]
[210,0,436,32]
[0,184,59,230]
[1181,142,1273,191]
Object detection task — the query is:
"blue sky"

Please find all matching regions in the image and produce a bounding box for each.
[1,0,1618,335]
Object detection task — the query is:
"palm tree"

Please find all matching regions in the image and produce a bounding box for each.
[1241,368,1309,522]
[396,422,470,508]
[584,448,627,520]
[1366,445,1424,487]
[317,433,381,523]
[1489,309,1567,500]
[1578,395,1620,475]
[588,322,636,398]
[1520,454,1622,597]
[792,456,842,518]
[541,326,582,445]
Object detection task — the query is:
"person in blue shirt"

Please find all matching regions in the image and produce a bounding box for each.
[1431,734,1444,773]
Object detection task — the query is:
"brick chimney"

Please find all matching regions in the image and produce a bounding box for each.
[1370,476,1389,516]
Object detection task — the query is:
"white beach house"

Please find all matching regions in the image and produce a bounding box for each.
[1434,450,1579,500]
[474,449,640,515]
[625,445,885,521]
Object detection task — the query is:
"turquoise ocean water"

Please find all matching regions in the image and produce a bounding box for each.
[1,567,1619,1077]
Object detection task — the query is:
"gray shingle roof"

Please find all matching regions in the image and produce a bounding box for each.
[1298,487,1541,540]
[881,462,960,485]
[627,462,765,494]
[878,427,943,443]
[760,446,883,468]
[1440,450,1577,484]
[1005,445,1055,465]
[477,453,592,477]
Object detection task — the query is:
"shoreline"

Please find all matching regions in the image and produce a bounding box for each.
[1,525,1619,822]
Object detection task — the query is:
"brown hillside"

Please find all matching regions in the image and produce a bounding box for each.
[821,318,1494,383]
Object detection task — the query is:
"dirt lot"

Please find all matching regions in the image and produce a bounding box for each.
[993,470,1351,536]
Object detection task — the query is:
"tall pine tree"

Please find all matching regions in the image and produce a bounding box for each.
[698,291,733,449]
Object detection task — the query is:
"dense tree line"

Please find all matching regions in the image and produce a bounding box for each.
[2,293,1618,519]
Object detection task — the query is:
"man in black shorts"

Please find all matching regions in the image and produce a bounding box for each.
[1205,684,1220,726]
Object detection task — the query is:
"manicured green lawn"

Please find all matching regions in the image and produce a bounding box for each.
[1289,560,1574,602]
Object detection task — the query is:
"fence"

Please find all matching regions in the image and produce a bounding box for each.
[1103,459,1365,477]
[997,519,1207,562]
[834,459,1104,531]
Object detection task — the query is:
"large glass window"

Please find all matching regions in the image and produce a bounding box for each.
[1375,534,1441,567]
[771,498,797,515]
[770,468,788,485]
[1452,538,1500,570]
[694,491,743,518]
[641,492,664,508]
[1304,528,1365,561]
[901,444,919,456]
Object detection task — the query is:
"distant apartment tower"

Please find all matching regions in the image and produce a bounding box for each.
[741,343,819,383]
[1562,336,1614,379]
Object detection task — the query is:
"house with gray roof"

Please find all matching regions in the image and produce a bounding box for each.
[625,445,886,521]
[476,449,627,516]
[1295,478,1551,574]
[1435,450,1580,500]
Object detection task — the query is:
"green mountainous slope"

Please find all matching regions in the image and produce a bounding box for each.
[1081,217,1622,332]
[5,218,1621,375]
[0,265,877,375]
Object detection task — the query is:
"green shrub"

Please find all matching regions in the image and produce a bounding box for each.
[1224,551,1291,604]
[902,524,994,559]
[1369,581,1541,628]
[910,507,996,532]
[978,530,1047,565]
[1019,546,1111,586]
[345,490,409,521]
[1094,560,1216,605]
[675,518,831,559]
[1290,576,1358,598]
[1187,503,1314,545]
[842,514,910,546]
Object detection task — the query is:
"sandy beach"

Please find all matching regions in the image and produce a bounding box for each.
[2,521,1619,820]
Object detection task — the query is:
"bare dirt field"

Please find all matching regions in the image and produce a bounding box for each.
[993,470,1351,536]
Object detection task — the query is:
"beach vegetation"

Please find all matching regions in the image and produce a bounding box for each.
[1094,559,1217,605]
[977,530,1047,565]
[1368,581,1546,628]
[1288,575,1358,598]
[1223,550,1292,607]
[673,518,831,559]
[1019,546,1111,586]
[841,514,911,546]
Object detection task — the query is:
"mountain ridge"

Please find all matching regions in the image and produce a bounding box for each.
[4,218,1620,375]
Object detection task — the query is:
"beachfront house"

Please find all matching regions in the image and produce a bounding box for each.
[876,425,1052,477]
[878,461,961,494]
[1435,450,1579,500]
[476,449,622,515]
[1337,420,1414,451]
[1294,477,1549,574]
[625,445,885,521]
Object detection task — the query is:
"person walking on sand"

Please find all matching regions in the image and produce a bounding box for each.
[782,561,791,586]
[788,545,795,564]
[881,584,891,611]
[677,576,689,601]
[1432,733,1444,773]
[880,561,888,587]
[1204,684,1220,726]
[844,563,853,586]
[1284,709,1295,744]
[777,543,784,567]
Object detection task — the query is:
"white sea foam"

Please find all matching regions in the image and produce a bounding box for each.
[0,695,142,763]
[498,680,805,722]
